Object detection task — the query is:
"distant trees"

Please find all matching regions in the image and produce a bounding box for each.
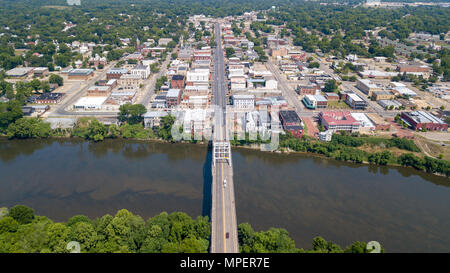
[150,63,160,73]
[308,62,320,69]
[279,133,449,176]
[225,47,235,59]
[49,74,64,86]
[6,117,52,139]
[238,223,383,253]
[107,49,125,62]
[323,79,339,93]
[71,117,155,141]
[155,75,168,91]
[118,104,147,125]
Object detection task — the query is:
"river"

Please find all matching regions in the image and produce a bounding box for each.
[0,138,449,252]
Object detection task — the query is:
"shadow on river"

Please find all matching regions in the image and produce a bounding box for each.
[0,137,449,252]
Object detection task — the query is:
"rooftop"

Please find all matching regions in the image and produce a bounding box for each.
[107,68,129,74]
[69,68,94,76]
[404,111,445,125]
[320,111,360,126]
[280,110,302,124]
[74,96,107,106]
[167,89,181,97]
[347,93,364,102]
[172,74,185,81]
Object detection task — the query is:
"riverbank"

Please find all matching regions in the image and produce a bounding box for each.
[1,114,449,177]
[1,127,449,177]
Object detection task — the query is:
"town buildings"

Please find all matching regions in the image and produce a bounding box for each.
[319,111,360,133]
[345,93,368,110]
[68,69,94,80]
[279,110,303,138]
[302,94,328,109]
[232,94,255,110]
[34,93,64,104]
[106,68,129,80]
[401,111,448,131]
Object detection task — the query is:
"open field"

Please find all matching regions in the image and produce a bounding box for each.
[414,135,450,161]
[327,100,351,109]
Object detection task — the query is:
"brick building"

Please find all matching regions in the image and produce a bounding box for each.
[171,75,186,90]
[400,111,448,131]
[279,110,303,138]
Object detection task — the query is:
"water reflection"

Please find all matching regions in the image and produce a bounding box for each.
[0,138,449,252]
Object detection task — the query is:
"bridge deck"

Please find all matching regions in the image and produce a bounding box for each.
[210,22,238,253]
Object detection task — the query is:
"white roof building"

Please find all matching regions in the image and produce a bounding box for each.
[73,96,108,110]
[393,86,417,97]
[186,69,209,83]
[350,113,375,131]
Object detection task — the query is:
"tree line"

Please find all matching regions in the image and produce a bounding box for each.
[279,133,449,176]
[0,205,382,253]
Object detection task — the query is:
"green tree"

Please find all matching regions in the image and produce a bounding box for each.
[0,216,19,234]
[225,47,235,59]
[6,118,52,139]
[323,79,339,93]
[8,205,35,225]
[118,104,147,125]
[49,74,63,86]
[0,100,23,132]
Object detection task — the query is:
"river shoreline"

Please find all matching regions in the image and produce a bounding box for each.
[0,134,447,177]
[1,137,450,252]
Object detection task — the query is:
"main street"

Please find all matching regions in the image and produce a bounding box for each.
[266,58,316,117]
[210,22,239,253]
[140,47,177,107]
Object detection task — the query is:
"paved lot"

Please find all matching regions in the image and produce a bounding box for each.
[302,116,319,138]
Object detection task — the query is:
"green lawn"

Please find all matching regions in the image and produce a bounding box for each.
[327,100,351,109]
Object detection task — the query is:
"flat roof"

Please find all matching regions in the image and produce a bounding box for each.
[167,89,181,97]
[348,93,364,102]
[279,110,301,124]
[393,86,417,96]
[69,68,94,75]
[350,113,375,128]
[233,94,255,99]
[172,74,185,80]
[33,67,49,72]
[378,100,402,108]
[88,86,110,91]
[6,67,34,76]
[74,96,107,106]
[133,64,148,70]
[107,68,129,73]
[143,111,169,118]
[404,111,445,125]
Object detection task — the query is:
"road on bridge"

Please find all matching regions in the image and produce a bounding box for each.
[210,22,239,254]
